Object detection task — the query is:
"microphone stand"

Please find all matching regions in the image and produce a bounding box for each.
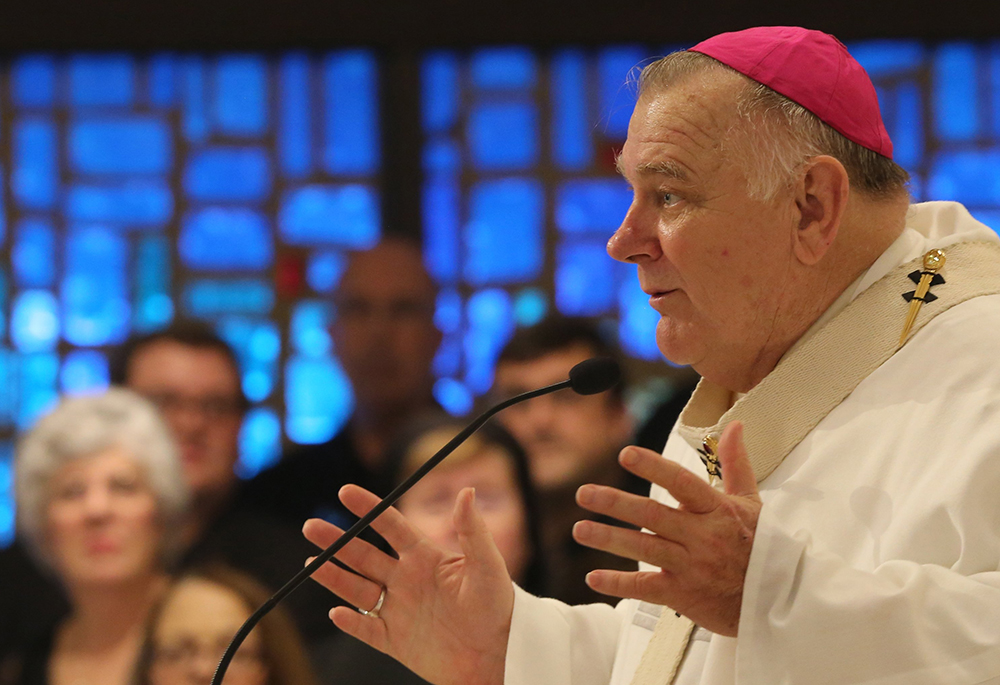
[211,378,573,685]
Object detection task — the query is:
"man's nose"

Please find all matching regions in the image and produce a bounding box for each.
[607,206,661,264]
[82,487,113,519]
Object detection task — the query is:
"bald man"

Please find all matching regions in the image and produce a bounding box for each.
[241,237,442,528]
[300,28,1000,685]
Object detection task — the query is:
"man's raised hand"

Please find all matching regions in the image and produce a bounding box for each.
[572,421,762,636]
[303,484,513,685]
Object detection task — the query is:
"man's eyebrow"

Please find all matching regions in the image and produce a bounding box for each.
[615,155,691,183]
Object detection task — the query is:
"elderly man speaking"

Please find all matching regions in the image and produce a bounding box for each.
[303,27,1000,685]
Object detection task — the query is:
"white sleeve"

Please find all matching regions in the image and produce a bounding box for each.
[737,522,1000,685]
[504,584,626,685]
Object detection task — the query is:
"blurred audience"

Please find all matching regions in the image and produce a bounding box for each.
[134,565,318,685]
[0,322,334,670]
[490,316,642,605]
[241,237,442,531]
[310,417,545,684]
[0,390,187,685]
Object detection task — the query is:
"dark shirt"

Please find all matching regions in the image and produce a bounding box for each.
[0,625,51,685]
[311,633,430,685]
[239,426,392,532]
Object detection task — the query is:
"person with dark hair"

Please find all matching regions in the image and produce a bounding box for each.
[135,565,319,685]
[240,237,442,532]
[490,315,675,605]
[0,321,334,673]
[308,416,546,685]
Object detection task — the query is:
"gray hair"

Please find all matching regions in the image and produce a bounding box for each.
[637,51,910,202]
[15,387,190,571]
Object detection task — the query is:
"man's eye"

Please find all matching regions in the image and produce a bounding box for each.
[662,192,680,206]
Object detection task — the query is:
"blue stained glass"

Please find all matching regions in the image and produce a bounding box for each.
[217,318,280,364]
[598,46,643,138]
[279,54,312,178]
[556,242,617,316]
[237,408,282,479]
[556,179,631,233]
[13,219,56,288]
[12,56,56,107]
[422,52,460,133]
[69,55,135,107]
[847,41,924,77]
[67,180,173,225]
[434,377,473,416]
[214,56,268,136]
[468,101,538,170]
[0,354,15,427]
[465,178,544,285]
[927,150,1000,205]
[149,54,178,106]
[243,369,273,403]
[891,82,923,171]
[13,118,57,210]
[0,449,11,547]
[182,58,209,143]
[291,301,332,357]
[183,279,274,317]
[70,117,171,175]
[423,178,460,283]
[971,210,1000,236]
[933,43,979,141]
[0,165,5,246]
[470,47,536,89]
[180,208,273,271]
[424,138,461,174]
[279,185,380,247]
[61,350,110,395]
[134,237,173,331]
[464,289,514,394]
[514,288,547,326]
[433,335,462,377]
[0,273,6,338]
[991,44,1000,138]
[307,251,347,293]
[618,274,661,361]
[323,51,379,175]
[184,147,272,202]
[285,356,353,444]
[62,227,130,346]
[12,291,59,353]
[19,353,60,429]
[435,289,463,334]
[552,50,592,171]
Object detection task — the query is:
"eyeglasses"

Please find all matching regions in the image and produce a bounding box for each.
[144,392,245,420]
[153,640,263,671]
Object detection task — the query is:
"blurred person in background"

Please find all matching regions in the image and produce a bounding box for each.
[490,316,646,605]
[134,565,318,685]
[0,322,334,669]
[241,236,442,531]
[0,389,187,685]
[306,416,546,685]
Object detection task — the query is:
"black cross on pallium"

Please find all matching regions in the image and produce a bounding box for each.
[696,445,722,480]
[902,269,945,303]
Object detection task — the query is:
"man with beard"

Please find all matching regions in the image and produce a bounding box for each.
[241,237,442,531]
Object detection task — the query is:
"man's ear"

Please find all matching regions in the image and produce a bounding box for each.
[792,155,849,266]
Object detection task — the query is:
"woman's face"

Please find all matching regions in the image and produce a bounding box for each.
[45,445,163,588]
[149,577,267,685]
[398,447,530,583]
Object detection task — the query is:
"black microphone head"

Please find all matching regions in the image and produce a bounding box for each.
[568,357,621,396]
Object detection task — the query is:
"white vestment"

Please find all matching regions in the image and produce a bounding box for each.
[504,202,1000,685]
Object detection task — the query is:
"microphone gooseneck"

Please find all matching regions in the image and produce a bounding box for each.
[211,357,621,685]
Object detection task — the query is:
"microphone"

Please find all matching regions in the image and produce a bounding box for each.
[211,357,621,685]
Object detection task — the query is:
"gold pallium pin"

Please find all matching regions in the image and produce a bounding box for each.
[899,249,946,346]
[698,434,721,485]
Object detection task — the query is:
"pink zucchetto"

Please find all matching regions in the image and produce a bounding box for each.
[689,26,893,159]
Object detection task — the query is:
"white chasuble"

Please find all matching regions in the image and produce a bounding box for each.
[503,202,1000,685]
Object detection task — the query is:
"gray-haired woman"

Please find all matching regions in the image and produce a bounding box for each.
[4,388,189,685]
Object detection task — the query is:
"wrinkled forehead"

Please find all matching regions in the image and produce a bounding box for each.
[623,70,747,171]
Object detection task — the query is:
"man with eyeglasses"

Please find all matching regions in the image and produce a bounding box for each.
[240,236,443,532]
